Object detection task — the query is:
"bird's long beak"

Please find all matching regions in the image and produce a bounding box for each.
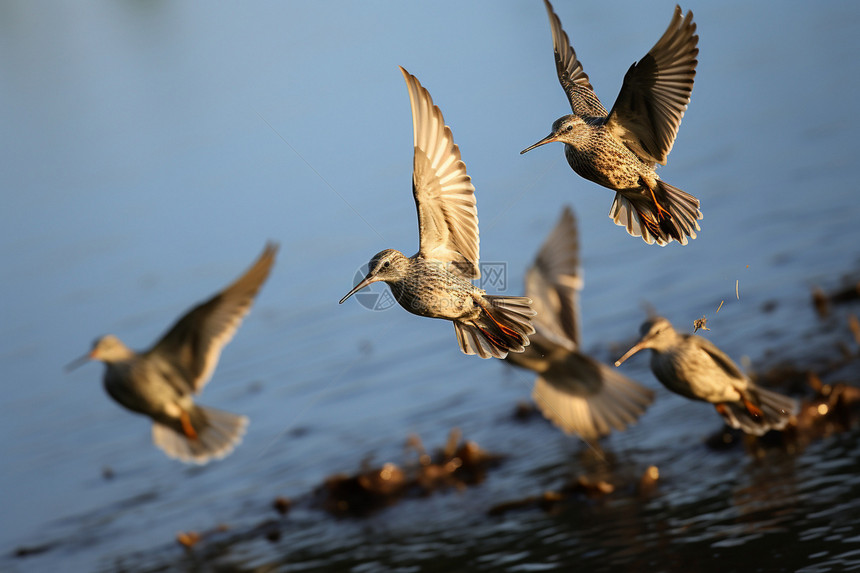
[339,274,378,304]
[520,132,559,154]
[614,339,648,367]
[65,351,94,372]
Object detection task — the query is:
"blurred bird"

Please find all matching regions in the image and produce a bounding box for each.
[340,67,535,359]
[66,243,278,464]
[615,317,797,435]
[521,0,702,246]
[505,206,654,441]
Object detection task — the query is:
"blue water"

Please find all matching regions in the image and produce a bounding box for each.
[2,1,860,571]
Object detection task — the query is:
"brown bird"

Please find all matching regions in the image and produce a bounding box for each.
[522,0,702,246]
[615,317,797,435]
[505,206,654,440]
[66,243,278,464]
[340,67,535,359]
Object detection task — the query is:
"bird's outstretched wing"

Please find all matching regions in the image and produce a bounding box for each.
[543,0,608,118]
[605,5,698,166]
[148,243,278,393]
[524,206,583,349]
[401,66,480,279]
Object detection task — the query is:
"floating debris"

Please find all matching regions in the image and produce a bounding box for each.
[176,531,201,551]
[716,300,724,313]
[488,491,565,516]
[812,287,830,318]
[13,543,54,559]
[512,400,539,422]
[811,279,860,318]
[561,475,614,497]
[316,429,503,517]
[272,496,292,516]
[637,465,660,497]
[488,474,614,516]
[693,316,710,332]
[849,314,860,347]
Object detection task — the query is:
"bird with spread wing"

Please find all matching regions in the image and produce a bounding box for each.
[340,67,535,359]
[505,206,654,441]
[67,243,277,464]
[521,0,702,246]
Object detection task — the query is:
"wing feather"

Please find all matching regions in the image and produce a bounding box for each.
[605,6,698,165]
[524,206,583,348]
[543,0,608,118]
[401,67,479,279]
[148,243,278,393]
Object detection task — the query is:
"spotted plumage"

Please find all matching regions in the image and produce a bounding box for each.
[615,317,798,435]
[340,68,535,359]
[522,0,703,246]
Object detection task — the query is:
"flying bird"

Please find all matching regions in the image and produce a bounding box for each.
[522,0,702,246]
[615,317,797,435]
[67,243,277,464]
[340,67,535,359]
[505,206,654,440]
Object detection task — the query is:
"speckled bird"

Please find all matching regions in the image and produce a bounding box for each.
[66,243,277,464]
[505,206,654,441]
[521,0,702,246]
[614,317,797,435]
[339,67,535,359]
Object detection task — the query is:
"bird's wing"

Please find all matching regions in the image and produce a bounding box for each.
[148,243,278,393]
[402,67,479,279]
[543,0,608,118]
[605,6,698,166]
[524,206,583,349]
[694,335,747,381]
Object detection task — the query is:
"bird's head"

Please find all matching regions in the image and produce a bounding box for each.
[520,114,587,154]
[614,317,676,367]
[339,249,408,304]
[65,334,132,371]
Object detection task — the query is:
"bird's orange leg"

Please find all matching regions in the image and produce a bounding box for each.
[743,398,765,421]
[714,404,728,417]
[638,210,662,236]
[180,410,199,441]
[648,187,672,220]
[474,297,523,342]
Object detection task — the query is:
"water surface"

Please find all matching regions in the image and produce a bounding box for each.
[2,1,860,571]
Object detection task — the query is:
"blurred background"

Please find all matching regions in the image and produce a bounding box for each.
[2,1,860,570]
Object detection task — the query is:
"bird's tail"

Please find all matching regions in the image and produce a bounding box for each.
[610,180,702,246]
[454,295,536,359]
[533,355,654,441]
[717,386,797,436]
[152,405,249,464]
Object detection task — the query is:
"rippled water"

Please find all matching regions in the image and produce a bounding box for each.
[2,1,860,571]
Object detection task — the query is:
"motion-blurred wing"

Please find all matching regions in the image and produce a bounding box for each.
[524,206,583,348]
[149,243,278,393]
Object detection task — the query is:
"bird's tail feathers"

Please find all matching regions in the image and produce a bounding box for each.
[454,296,535,359]
[533,360,654,441]
[152,405,248,464]
[718,386,797,436]
[611,180,701,246]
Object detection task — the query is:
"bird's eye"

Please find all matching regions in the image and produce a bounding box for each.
[566,125,573,132]
[383,261,390,268]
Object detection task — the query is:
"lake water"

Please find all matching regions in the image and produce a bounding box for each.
[2,1,860,571]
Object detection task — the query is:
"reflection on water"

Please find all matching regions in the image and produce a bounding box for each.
[3,0,860,571]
